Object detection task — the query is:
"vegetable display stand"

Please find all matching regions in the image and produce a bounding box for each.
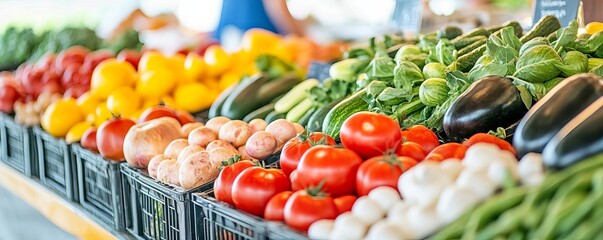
[121,164,212,240]
[33,126,77,201]
[0,113,37,178]
[73,144,126,231]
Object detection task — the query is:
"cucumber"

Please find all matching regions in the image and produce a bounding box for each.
[221,73,301,120]
[322,89,369,139]
[453,35,487,50]
[286,98,314,123]
[451,28,490,45]
[298,107,316,126]
[456,44,487,72]
[208,83,238,119]
[307,99,341,133]
[243,103,275,122]
[419,78,450,106]
[487,21,523,38]
[274,79,319,113]
[437,25,463,40]
[520,15,561,44]
[265,110,286,123]
[457,38,487,56]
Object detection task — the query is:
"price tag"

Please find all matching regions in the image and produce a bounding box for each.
[392,0,423,34]
[532,0,580,27]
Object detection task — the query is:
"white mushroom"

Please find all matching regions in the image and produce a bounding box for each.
[463,143,502,171]
[519,153,545,187]
[351,196,385,225]
[456,169,498,201]
[330,212,368,240]
[436,185,481,224]
[398,161,453,207]
[308,219,334,240]
[365,219,406,240]
[368,186,402,211]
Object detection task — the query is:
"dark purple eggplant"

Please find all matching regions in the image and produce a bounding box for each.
[443,76,528,142]
[513,74,603,158]
[543,96,603,169]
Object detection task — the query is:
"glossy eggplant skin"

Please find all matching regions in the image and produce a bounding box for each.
[514,74,603,158]
[443,76,527,142]
[543,97,603,169]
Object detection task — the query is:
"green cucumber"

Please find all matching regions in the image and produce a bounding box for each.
[451,28,490,45]
[265,110,286,123]
[274,79,319,113]
[457,38,487,56]
[456,44,487,72]
[520,15,561,44]
[243,103,275,122]
[298,107,316,126]
[322,89,369,139]
[419,78,450,106]
[437,25,463,40]
[453,35,487,50]
[307,99,341,133]
[208,83,237,118]
[221,73,300,120]
[286,98,314,123]
[487,21,523,38]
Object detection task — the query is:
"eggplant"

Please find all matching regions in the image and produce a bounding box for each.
[543,96,603,169]
[443,76,527,142]
[513,74,603,158]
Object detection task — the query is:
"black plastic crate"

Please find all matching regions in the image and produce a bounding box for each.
[191,157,306,240]
[33,126,77,201]
[0,113,37,178]
[73,143,126,231]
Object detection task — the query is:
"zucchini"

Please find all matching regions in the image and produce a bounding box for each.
[487,21,523,38]
[298,107,317,126]
[242,103,275,122]
[419,78,450,106]
[437,26,463,40]
[322,89,369,139]
[456,44,487,72]
[451,28,490,45]
[453,35,487,50]
[286,98,314,123]
[274,79,319,113]
[208,83,237,119]
[457,38,487,56]
[221,73,301,120]
[265,110,286,123]
[307,99,341,133]
[520,15,561,44]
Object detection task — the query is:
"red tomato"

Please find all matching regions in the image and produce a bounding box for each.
[117,49,142,70]
[340,112,402,159]
[61,63,82,88]
[264,191,293,221]
[280,132,336,177]
[424,143,468,162]
[464,133,516,155]
[82,50,114,72]
[138,105,179,123]
[294,146,362,197]
[0,83,22,113]
[356,155,417,196]
[396,141,426,161]
[290,170,302,192]
[334,195,357,214]
[175,110,196,125]
[81,128,98,152]
[55,46,88,73]
[63,85,88,99]
[232,167,291,217]
[400,125,440,154]
[284,189,339,231]
[214,158,257,206]
[96,117,136,161]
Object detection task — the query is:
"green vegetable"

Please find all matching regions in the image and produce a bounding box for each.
[453,35,487,50]
[366,80,388,98]
[297,107,316,126]
[590,64,603,77]
[519,37,548,56]
[551,20,578,52]
[308,79,355,106]
[395,44,422,59]
[255,54,298,79]
[422,62,447,79]
[0,27,38,70]
[487,21,523,38]
[514,45,562,83]
[274,79,319,113]
[556,51,588,77]
[437,25,463,40]
[30,27,101,61]
[587,58,603,71]
[427,40,456,66]
[544,77,564,92]
[419,78,449,106]
[103,28,142,53]
[377,87,408,106]
[572,31,603,53]
[390,97,424,122]
[286,98,314,123]
[265,110,286,123]
[329,58,371,81]
[519,15,562,44]
[451,28,490,45]
[393,60,424,92]
[243,103,275,122]
[323,89,369,139]
[456,44,487,72]
[364,49,397,82]
[306,99,341,133]
[457,38,487,56]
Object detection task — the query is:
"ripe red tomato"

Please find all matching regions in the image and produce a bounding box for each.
[138,105,180,123]
[289,170,302,192]
[175,110,196,125]
[396,141,426,162]
[294,146,362,197]
[55,46,88,73]
[214,158,257,206]
[232,167,291,217]
[284,189,339,231]
[424,143,468,162]
[464,133,516,155]
[96,117,136,161]
[334,195,357,214]
[0,83,22,113]
[81,127,98,152]
[117,49,142,70]
[356,155,417,196]
[280,132,336,177]
[264,191,293,221]
[61,63,82,87]
[340,112,402,159]
[400,125,440,154]
[82,50,114,72]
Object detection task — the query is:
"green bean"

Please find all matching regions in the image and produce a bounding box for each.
[475,205,526,240]
[557,190,603,234]
[522,197,548,229]
[508,230,524,240]
[534,192,587,240]
[428,208,473,240]
[564,207,603,240]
